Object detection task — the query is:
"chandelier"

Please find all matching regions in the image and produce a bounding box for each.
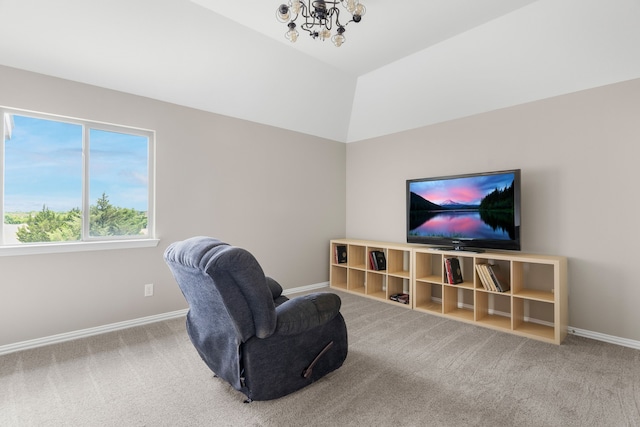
[276,0,366,47]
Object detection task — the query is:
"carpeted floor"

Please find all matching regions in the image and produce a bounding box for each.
[2,289,639,426]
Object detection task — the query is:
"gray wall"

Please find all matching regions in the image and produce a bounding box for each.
[0,66,346,346]
[3,63,639,347]
[346,78,640,342]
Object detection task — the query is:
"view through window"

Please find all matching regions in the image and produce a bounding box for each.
[1,109,154,246]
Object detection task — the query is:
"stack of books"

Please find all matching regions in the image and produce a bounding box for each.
[390,293,410,304]
[334,245,347,264]
[444,257,464,284]
[369,250,386,271]
[475,263,510,292]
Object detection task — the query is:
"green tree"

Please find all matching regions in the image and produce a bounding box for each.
[48,208,82,241]
[4,213,29,224]
[89,193,147,237]
[16,206,81,243]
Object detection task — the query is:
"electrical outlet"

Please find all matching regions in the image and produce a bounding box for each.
[144,283,154,297]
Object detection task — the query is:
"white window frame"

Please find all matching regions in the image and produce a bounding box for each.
[0,106,158,256]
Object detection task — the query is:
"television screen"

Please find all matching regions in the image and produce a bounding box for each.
[407,169,521,251]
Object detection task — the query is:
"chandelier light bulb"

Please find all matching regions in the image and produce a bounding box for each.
[276,4,290,22]
[354,3,366,16]
[286,22,299,42]
[332,26,346,47]
[290,0,301,15]
[346,0,358,14]
[319,28,331,41]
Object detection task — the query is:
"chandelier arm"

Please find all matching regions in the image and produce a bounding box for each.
[334,8,359,27]
[330,6,344,27]
[303,13,317,31]
[324,13,334,30]
[299,22,315,35]
[297,1,308,18]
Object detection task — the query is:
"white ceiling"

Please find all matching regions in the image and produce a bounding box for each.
[1,0,640,142]
[190,0,538,76]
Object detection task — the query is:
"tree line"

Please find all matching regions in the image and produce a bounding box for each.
[479,180,515,212]
[4,193,147,243]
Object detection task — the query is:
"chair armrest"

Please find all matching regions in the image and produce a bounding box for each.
[266,276,284,300]
[274,293,342,336]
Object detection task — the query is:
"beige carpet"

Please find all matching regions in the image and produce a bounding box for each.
[2,289,640,426]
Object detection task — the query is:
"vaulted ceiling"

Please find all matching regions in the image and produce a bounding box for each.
[1,0,639,142]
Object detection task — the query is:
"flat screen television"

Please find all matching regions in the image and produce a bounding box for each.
[407,169,521,251]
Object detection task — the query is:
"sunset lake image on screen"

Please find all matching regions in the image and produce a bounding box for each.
[408,172,517,242]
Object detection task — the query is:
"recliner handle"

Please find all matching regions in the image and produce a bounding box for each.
[302,341,334,379]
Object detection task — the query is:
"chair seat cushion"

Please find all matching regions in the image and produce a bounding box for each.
[274,293,341,336]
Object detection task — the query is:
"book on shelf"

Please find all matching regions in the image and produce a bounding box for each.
[390,293,410,304]
[444,257,452,283]
[487,264,509,292]
[335,245,347,264]
[444,257,463,284]
[369,250,386,271]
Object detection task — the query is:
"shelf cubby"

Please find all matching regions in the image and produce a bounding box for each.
[347,268,366,294]
[513,297,555,341]
[348,244,366,270]
[443,285,474,322]
[414,281,443,314]
[330,265,347,290]
[440,254,476,289]
[414,251,442,283]
[366,271,386,300]
[512,261,555,301]
[387,248,410,279]
[475,257,511,292]
[476,291,512,331]
[366,246,385,271]
[387,276,411,308]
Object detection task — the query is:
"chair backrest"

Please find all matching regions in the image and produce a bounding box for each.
[164,237,277,342]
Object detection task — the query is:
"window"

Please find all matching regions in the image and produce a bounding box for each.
[1,107,155,253]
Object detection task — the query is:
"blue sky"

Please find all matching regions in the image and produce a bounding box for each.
[4,114,149,212]
[410,172,515,205]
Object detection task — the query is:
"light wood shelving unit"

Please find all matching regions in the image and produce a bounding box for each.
[330,239,568,345]
[330,239,412,309]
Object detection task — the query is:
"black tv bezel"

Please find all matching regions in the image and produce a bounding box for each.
[406,169,521,252]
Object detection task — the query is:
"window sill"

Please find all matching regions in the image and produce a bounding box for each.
[0,238,160,257]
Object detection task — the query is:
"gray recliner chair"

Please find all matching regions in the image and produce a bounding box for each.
[164,236,348,402]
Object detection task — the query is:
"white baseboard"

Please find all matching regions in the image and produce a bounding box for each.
[282,281,329,296]
[3,283,639,355]
[0,309,188,356]
[0,283,330,356]
[569,327,640,350]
